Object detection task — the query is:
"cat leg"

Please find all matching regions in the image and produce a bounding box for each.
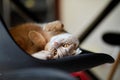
[44,21,64,32]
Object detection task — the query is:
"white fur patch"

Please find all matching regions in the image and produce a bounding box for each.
[32,50,52,60]
[49,33,79,48]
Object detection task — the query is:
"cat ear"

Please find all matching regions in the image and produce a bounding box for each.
[28,31,46,49]
[44,21,64,32]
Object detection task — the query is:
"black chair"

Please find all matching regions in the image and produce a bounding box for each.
[0,68,77,80]
[0,16,114,79]
[103,32,120,80]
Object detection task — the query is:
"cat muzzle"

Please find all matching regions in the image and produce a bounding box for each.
[52,46,82,59]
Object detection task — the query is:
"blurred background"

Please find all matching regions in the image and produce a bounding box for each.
[0,0,120,80]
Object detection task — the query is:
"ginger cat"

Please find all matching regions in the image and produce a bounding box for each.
[10,21,81,60]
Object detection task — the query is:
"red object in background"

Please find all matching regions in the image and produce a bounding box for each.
[71,71,92,80]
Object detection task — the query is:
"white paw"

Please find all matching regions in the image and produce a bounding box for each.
[32,51,52,60]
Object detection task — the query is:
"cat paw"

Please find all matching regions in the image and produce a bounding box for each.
[44,21,64,32]
[32,51,53,60]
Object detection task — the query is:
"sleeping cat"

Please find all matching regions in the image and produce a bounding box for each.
[10,21,81,60]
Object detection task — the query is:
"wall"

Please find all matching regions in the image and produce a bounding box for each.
[60,0,120,80]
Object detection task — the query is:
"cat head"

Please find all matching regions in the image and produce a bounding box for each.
[45,33,81,59]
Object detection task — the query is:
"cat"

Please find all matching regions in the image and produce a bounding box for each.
[10,21,81,60]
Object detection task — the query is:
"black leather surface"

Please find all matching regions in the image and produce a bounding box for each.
[0,68,77,80]
[0,16,114,73]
